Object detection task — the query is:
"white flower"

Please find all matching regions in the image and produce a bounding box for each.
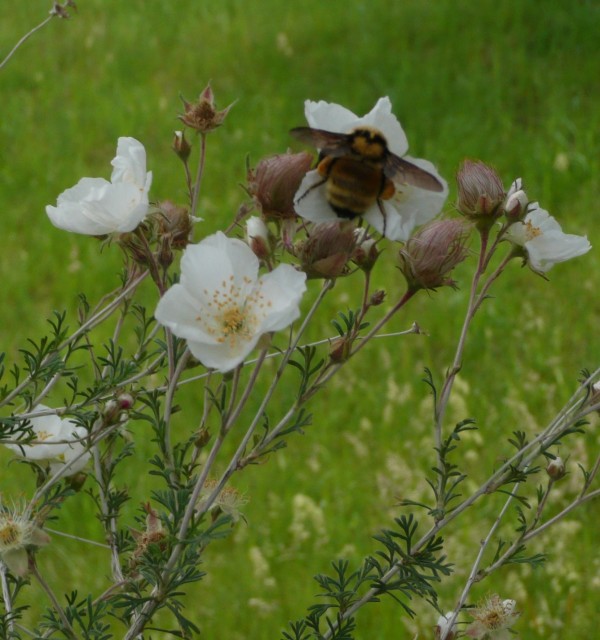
[466,594,520,639]
[435,611,457,639]
[154,231,307,372]
[505,203,591,273]
[293,97,448,241]
[4,405,91,476]
[46,137,153,235]
[0,504,50,577]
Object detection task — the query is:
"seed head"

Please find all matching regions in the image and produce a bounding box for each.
[456,160,505,228]
[178,84,235,134]
[399,218,471,292]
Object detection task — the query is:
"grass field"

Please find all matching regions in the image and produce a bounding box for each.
[1,1,599,638]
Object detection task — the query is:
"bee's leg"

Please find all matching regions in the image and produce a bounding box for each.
[295,176,327,204]
[377,199,388,238]
[377,178,395,238]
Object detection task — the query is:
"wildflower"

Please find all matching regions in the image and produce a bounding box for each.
[456,160,505,228]
[248,152,313,221]
[398,218,471,291]
[435,611,457,640]
[4,405,90,476]
[296,221,357,279]
[46,137,152,235]
[154,231,306,372]
[504,203,591,273]
[293,97,448,241]
[0,505,50,577]
[196,479,249,523]
[178,84,234,134]
[466,594,520,639]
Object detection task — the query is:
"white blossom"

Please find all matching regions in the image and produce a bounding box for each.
[154,231,307,372]
[4,405,91,476]
[293,97,448,241]
[0,504,50,576]
[46,137,152,235]
[505,203,591,273]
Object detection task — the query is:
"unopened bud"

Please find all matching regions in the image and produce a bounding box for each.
[246,216,271,260]
[546,456,566,481]
[370,289,386,306]
[434,612,457,640]
[329,337,352,363]
[248,152,313,221]
[456,160,505,228]
[352,228,380,272]
[503,178,529,222]
[399,219,471,292]
[172,130,192,162]
[178,83,235,134]
[156,200,194,250]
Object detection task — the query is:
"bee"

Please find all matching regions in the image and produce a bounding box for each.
[290,125,443,229]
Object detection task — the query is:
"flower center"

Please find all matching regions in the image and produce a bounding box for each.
[0,520,22,550]
[36,430,52,442]
[199,275,271,348]
[523,220,542,241]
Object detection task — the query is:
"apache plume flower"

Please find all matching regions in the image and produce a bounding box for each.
[546,456,567,481]
[4,405,91,476]
[0,504,50,577]
[456,160,505,228]
[46,137,152,235]
[503,178,528,221]
[504,202,591,273]
[246,216,271,260]
[248,152,313,221]
[178,84,234,134]
[154,231,306,372]
[466,594,520,639]
[398,218,471,291]
[293,97,448,241]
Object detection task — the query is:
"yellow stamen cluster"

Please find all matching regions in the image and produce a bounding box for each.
[523,220,542,241]
[198,275,271,348]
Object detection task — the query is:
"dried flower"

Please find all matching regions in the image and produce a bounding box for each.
[296,221,357,279]
[178,84,234,134]
[398,218,471,291]
[456,160,505,228]
[197,479,249,523]
[0,504,50,577]
[466,594,520,639]
[248,152,313,221]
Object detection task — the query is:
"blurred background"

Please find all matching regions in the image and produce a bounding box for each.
[1,1,598,637]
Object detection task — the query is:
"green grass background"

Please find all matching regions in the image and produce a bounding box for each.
[1,0,599,638]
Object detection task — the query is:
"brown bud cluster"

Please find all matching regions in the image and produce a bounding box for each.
[178,84,234,134]
[248,152,312,221]
[399,218,471,291]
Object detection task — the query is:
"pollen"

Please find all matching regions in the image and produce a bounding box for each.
[523,220,542,241]
[0,521,21,548]
[197,278,266,348]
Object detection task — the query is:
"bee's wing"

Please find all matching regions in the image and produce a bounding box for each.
[384,154,444,192]
[290,127,353,158]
